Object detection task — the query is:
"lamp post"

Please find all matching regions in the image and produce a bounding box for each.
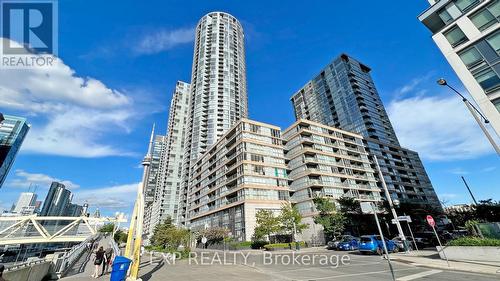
[437,78,500,155]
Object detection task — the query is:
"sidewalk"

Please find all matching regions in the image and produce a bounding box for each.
[392,250,500,275]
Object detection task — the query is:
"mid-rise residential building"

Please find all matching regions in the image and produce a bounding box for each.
[149,81,191,234]
[283,119,381,243]
[0,113,30,188]
[419,0,500,136]
[187,119,289,241]
[290,54,441,211]
[12,192,37,215]
[179,12,248,226]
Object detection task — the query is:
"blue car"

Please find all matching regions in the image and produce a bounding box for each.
[359,235,398,254]
[337,236,360,251]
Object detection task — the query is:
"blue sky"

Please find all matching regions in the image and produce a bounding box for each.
[0,0,498,217]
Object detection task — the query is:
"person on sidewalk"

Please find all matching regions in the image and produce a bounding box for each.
[0,264,7,281]
[101,247,113,276]
[92,246,105,278]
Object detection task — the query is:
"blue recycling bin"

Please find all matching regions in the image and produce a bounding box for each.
[110,256,132,281]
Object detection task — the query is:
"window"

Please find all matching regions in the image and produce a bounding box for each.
[455,0,480,12]
[459,47,483,67]
[438,9,454,24]
[486,32,500,55]
[470,1,500,31]
[474,68,500,90]
[493,99,500,113]
[444,25,468,47]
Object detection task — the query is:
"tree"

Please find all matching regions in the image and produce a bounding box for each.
[279,204,307,241]
[313,197,346,241]
[254,209,280,242]
[114,229,128,243]
[198,227,230,244]
[150,216,190,250]
[99,223,115,233]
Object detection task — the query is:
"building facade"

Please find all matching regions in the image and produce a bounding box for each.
[40,182,81,217]
[0,114,30,188]
[290,54,441,211]
[283,119,381,243]
[143,132,165,238]
[419,0,500,136]
[149,82,191,234]
[12,192,38,215]
[187,119,289,241]
[179,12,248,226]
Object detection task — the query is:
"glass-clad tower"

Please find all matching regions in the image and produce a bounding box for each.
[178,12,248,225]
[291,54,441,211]
[0,114,30,188]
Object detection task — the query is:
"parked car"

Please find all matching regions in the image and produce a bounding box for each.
[327,235,356,250]
[359,235,398,254]
[391,236,414,251]
[337,236,360,251]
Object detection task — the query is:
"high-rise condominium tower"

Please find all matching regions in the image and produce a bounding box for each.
[291,54,441,212]
[0,113,30,188]
[142,129,165,238]
[148,82,191,234]
[178,12,248,225]
[419,0,500,136]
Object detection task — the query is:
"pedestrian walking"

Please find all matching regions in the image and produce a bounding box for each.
[91,246,105,278]
[0,264,7,281]
[101,247,113,276]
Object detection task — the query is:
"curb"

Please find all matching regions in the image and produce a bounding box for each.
[392,258,500,276]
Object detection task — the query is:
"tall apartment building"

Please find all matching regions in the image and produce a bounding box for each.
[12,192,38,214]
[291,54,441,211]
[149,82,191,233]
[40,182,73,217]
[283,119,381,243]
[187,119,289,241]
[142,132,165,238]
[419,0,500,136]
[0,113,30,188]
[179,12,248,226]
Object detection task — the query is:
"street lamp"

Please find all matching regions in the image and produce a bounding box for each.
[437,78,500,155]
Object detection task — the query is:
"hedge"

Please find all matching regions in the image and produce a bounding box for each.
[446,236,500,246]
[264,242,306,250]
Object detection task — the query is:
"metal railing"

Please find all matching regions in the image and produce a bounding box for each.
[53,234,100,278]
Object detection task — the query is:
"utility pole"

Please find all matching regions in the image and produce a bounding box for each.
[125,124,155,281]
[373,155,408,252]
[460,176,478,205]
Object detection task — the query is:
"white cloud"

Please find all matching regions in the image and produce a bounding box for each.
[74,183,139,209]
[387,95,494,160]
[134,27,194,55]
[0,38,135,157]
[481,166,497,173]
[7,169,80,189]
[447,167,469,175]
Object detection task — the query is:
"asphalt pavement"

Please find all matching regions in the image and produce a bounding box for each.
[136,248,499,281]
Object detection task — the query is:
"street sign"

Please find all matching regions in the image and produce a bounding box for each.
[391,216,412,224]
[201,236,207,244]
[426,215,435,227]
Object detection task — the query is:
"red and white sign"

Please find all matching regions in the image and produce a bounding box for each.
[426,215,435,227]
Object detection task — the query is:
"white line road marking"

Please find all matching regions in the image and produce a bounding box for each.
[297,268,416,280]
[396,269,443,281]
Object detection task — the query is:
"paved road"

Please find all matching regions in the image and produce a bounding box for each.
[63,236,113,280]
[137,248,498,281]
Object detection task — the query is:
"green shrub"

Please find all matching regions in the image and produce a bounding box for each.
[227,241,252,249]
[251,240,268,249]
[446,236,500,246]
[263,242,306,250]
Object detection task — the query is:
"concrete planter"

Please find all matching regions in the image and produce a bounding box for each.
[436,246,500,262]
